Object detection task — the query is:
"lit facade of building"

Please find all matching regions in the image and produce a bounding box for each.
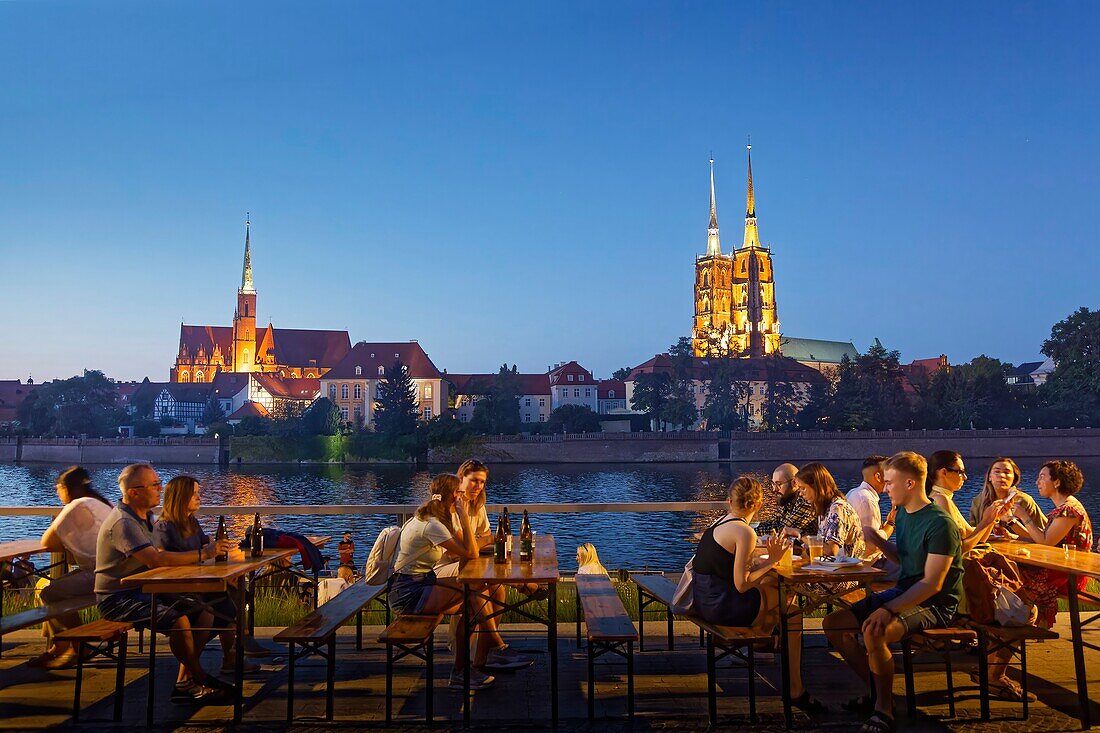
[320,341,446,426]
[171,220,351,383]
[692,148,781,358]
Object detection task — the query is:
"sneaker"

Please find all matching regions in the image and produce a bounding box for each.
[482,645,534,671]
[449,669,495,690]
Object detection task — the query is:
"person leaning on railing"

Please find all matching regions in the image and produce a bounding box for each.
[1011,460,1094,630]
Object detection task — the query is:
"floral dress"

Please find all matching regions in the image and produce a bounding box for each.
[807,498,867,595]
[1019,496,1094,629]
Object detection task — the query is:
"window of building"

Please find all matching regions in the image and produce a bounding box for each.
[354,384,362,400]
[540,413,547,421]
[376,383,384,397]
[195,370,204,382]
[329,384,337,399]
[370,352,375,358]
[179,371,190,383]
[341,384,349,399]
[573,388,580,398]
[524,398,531,407]
[567,374,574,382]
[585,388,591,398]
[423,385,432,399]
[340,407,349,420]
[524,414,531,422]
[423,406,432,420]
[578,375,584,382]
[354,406,362,421]
[355,365,362,376]
[378,366,385,376]
[608,390,615,398]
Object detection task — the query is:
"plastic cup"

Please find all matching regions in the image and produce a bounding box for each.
[805,536,824,564]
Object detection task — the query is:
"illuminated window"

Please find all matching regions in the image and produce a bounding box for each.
[195,370,205,382]
[354,384,362,400]
[378,366,385,376]
[355,366,362,376]
[423,384,432,399]
[179,371,190,383]
[341,384,349,399]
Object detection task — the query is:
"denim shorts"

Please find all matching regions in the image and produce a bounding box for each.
[388,571,436,615]
[849,586,955,638]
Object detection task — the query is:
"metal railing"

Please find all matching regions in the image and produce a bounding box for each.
[489,427,1100,442]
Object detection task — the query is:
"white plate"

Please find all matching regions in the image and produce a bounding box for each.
[813,556,863,567]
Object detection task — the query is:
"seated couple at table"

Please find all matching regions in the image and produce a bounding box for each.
[93,463,247,705]
[692,453,966,733]
[388,461,535,692]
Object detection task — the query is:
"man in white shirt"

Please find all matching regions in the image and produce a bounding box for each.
[846,455,895,539]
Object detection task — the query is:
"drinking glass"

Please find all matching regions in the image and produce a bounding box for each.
[805,536,824,564]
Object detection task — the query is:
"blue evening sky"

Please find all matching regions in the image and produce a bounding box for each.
[2,2,1097,383]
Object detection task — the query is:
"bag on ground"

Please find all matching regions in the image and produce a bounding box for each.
[962,546,1025,624]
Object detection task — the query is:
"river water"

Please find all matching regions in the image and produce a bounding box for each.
[2,459,1097,571]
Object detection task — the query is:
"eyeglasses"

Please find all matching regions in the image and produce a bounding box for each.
[944,468,968,478]
[128,482,162,491]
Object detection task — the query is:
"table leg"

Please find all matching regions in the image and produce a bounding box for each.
[1067,578,1091,730]
[549,581,559,728]
[146,591,157,727]
[463,583,471,726]
[779,579,792,729]
[234,579,246,723]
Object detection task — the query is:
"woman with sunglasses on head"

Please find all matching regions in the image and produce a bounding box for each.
[969,457,1045,535]
[927,451,1014,553]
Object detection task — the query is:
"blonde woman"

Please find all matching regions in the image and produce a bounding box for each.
[969,457,1044,531]
[389,474,497,689]
[576,543,608,575]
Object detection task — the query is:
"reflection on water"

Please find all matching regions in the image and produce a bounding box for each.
[1,459,1095,571]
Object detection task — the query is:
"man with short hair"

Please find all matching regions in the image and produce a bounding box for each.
[756,463,818,536]
[95,463,233,704]
[822,452,963,732]
[846,455,895,539]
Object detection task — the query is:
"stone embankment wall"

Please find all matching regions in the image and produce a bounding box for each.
[2,438,220,464]
[429,435,718,464]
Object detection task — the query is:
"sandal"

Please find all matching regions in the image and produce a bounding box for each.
[842,694,874,713]
[26,651,59,668]
[989,678,1036,702]
[860,711,896,733]
[791,691,828,714]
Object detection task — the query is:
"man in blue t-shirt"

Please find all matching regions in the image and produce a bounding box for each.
[823,451,963,733]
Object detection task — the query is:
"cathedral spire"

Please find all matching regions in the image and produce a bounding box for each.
[240,214,256,294]
[742,144,760,250]
[705,157,722,256]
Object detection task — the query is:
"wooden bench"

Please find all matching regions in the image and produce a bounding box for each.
[54,619,132,723]
[630,572,770,724]
[962,618,1059,721]
[0,595,96,639]
[377,613,444,724]
[273,581,387,722]
[575,574,638,721]
[900,626,978,718]
[631,573,678,651]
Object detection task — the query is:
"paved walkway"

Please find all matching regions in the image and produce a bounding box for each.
[0,615,1096,731]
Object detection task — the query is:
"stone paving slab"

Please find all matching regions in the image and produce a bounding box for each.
[0,616,1096,731]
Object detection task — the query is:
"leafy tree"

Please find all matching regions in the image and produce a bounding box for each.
[826,341,910,430]
[661,378,699,429]
[235,415,271,436]
[915,356,1021,428]
[797,378,833,430]
[702,360,749,431]
[373,360,420,441]
[547,404,602,433]
[203,395,225,426]
[302,397,341,436]
[1040,307,1100,424]
[760,356,802,432]
[17,370,125,437]
[610,367,633,381]
[130,379,157,420]
[132,419,161,438]
[631,372,672,430]
[425,415,468,447]
[466,365,522,435]
[204,421,232,439]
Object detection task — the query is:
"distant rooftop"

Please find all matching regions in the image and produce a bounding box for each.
[780,336,859,364]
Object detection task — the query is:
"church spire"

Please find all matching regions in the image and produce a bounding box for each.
[240,214,256,294]
[742,144,760,250]
[705,157,722,256]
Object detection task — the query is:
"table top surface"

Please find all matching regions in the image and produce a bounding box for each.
[992,540,1100,578]
[0,540,50,562]
[121,535,330,587]
[457,535,559,584]
[773,556,886,583]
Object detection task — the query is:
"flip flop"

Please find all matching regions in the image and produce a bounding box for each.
[860,711,896,733]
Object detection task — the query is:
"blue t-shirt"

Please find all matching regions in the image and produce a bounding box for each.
[154,518,209,554]
[896,501,964,613]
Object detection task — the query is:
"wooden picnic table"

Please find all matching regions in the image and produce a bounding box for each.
[0,539,67,656]
[457,534,560,726]
[773,554,886,729]
[122,535,330,726]
[993,539,1100,729]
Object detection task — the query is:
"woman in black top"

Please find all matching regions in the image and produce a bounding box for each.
[692,475,824,712]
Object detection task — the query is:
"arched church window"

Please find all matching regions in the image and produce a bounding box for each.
[195,370,204,382]
[179,371,190,383]
[243,348,250,365]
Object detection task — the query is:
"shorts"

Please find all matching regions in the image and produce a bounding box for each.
[849,586,955,638]
[388,571,436,615]
[98,589,202,633]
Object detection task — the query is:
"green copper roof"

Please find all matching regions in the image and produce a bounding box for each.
[780,336,859,364]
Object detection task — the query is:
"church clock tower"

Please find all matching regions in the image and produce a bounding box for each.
[730,145,781,357]
[691,159,735,357]
[232,217,258,373]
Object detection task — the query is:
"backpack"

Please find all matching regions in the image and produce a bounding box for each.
[962,546,1025,625]
[363,519,438,585]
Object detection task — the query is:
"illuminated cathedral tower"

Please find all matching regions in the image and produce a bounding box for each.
[231,217,258,373]
[692,146,782,358]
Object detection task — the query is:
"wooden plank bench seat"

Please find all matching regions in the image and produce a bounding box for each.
[55,619,133,722]
[961,618,1059,721]
[0,595,96,637]
[575,574,638,721]
[630,571,770,724]
[378,613,444,724]
[631,573,679,651]
[273,580,387,722]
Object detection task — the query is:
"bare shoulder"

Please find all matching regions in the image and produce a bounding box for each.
[712,520,753,552]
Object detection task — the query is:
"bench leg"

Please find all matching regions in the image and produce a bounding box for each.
[426,634,434,723]
[286,641,295,723]
[72,641,85,723]
[326,636,335,722]
[635,586,644,652]
[902,640,916,715]
[587,640,595,720]
[114,633,128,722]
[667,605,674,651]
[1020,640,1029,721]
[385,642,393,725]
[577,598,583,649]
[356,610,363,651]
[978,630,990,721]
[627,640,635,724]
[706,633,717,725]
[748,643,757,724]
[699,627,704,648]
[945,647,956,719]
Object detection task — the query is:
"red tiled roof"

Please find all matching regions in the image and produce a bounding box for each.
[548,361,593,386]
[626,354,825,384]
[228,402,270,420]
[597,380,626,399]
[323,342,443,380]
[905,355,949,375]
[178,324,350,370]
[251,374,320,401]
[449,373,551,396]
[178,325,232,359]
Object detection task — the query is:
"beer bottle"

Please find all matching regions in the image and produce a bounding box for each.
[250,513,264,558]
[493,516,507,563]
[502,507,512,557]
[215,515,229,563]
[519,510,533,562]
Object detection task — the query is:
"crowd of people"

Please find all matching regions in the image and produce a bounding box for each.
[692,452,1092,733]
